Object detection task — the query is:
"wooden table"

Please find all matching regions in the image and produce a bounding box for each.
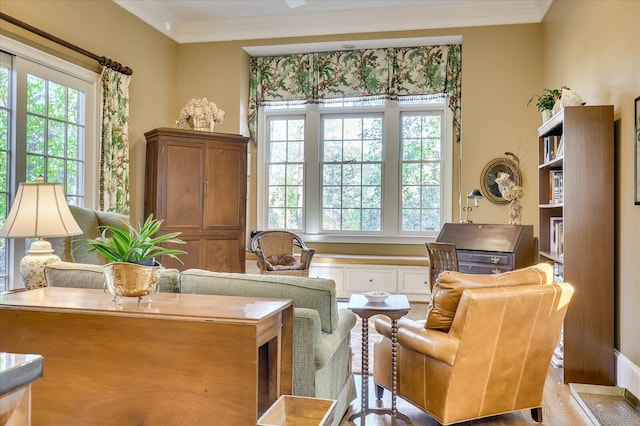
[348,294,411,425]
[0,288,293,426]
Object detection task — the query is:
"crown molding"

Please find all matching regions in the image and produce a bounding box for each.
[114,0,553,44]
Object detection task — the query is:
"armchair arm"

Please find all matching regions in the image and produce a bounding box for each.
[253,248,269,273]
[374,316,459,366]
[300,247,316,269]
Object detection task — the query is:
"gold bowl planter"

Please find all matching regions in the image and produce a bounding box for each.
[103,262,161,304]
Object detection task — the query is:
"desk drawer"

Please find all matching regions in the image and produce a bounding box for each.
[459,262,509,275]
[457,251,513,267]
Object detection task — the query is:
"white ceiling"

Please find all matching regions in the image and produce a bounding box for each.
[113,0,553,44]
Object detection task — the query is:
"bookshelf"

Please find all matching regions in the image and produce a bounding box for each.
[537,105,615,385]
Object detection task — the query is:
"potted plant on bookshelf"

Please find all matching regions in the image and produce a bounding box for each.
[79,214,186,303]
[528,88,561,123]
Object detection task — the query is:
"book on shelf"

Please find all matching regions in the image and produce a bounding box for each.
[554,262,564,283]
[556,135,564,157]
[550,217,564,255]
[549,170,564,204]
[543,135,559,163]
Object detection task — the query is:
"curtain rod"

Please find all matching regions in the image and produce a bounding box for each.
[0,12,133,76]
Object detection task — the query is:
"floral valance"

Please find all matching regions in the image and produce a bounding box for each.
[249,44,461,143]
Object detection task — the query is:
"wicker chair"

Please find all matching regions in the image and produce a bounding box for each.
[251,230,316,276]
[425,242,459,291]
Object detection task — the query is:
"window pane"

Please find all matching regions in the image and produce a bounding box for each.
[401,112,444,232]
[26,154,45,182]
[0,110,7,150]
[26,115,45,154]
[66,160,80,195]
[48,120,65,157]
[268,186,285,207]
[0,67,8,108]
[26,74,45,115]
[68,88,81,123]
[48,82,66,120]
[268,207,285,228]
[67,124,80,158]
[285,186,303,207]
[47,157,65,183]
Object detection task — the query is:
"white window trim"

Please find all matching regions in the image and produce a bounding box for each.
[257,100,453,244]
[1,35,101,208]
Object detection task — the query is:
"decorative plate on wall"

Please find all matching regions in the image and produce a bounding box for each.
[480,157,522,204]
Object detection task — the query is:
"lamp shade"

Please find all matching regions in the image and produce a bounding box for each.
[0,182,82,238]
[467,188,483,199]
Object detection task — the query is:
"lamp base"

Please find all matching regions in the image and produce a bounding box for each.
[20,240,61,290]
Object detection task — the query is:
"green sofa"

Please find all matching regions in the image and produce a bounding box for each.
[178,269,357,426]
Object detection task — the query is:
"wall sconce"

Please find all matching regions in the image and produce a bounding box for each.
[461,188,483,223]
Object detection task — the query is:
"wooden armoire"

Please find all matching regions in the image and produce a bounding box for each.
[144,128,249,272]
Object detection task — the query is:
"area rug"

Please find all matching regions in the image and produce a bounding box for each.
[350,316,383,375]
[570,384,640,426]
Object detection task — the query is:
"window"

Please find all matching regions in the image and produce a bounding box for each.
[266,117,305,229]
[321,114,383,232]
[0,37,99,290]
[259,97,453,243]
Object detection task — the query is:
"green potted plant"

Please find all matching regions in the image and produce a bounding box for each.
[79,214,186,302]
[528,88,561,122]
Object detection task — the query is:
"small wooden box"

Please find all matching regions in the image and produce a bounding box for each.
[257,395,337,426]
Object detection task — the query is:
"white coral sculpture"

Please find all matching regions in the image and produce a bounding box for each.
[495,171,524,225]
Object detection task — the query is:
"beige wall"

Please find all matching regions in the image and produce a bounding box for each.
[0,0,178,221]
[542,0,640,368]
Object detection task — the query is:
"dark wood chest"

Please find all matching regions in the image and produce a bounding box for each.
[435,223,536,274]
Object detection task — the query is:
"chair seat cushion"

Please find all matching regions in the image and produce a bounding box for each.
[265,254,304,271]
[425,263,553,331]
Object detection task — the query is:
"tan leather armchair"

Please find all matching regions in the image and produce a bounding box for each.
[373,264,573,425]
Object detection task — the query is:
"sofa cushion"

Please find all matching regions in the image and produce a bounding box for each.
[425,263,554,332]
[44,261,180,293]
[44,261,105,289]
[179,269,339,334]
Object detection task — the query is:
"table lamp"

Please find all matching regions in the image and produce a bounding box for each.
[0,179,82,289]
[461,188,483,223]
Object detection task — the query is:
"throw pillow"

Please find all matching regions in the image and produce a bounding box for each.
[265,254,304,271]
[425,263,553,332]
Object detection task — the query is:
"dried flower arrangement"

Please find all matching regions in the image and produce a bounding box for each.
[177,97,225,131]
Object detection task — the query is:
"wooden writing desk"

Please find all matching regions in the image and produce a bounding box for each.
[0,288,293,425]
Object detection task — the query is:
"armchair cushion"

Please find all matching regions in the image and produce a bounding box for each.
[265,253,305,271]
[426,263,553,331]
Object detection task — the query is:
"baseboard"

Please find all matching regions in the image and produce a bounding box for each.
[616,349,640,398]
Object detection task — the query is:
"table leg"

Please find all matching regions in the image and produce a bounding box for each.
[390,318,411,425]
[349,315,370,424]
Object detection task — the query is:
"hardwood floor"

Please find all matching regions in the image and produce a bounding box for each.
[339,301,593,425]
[339,368,592,425]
